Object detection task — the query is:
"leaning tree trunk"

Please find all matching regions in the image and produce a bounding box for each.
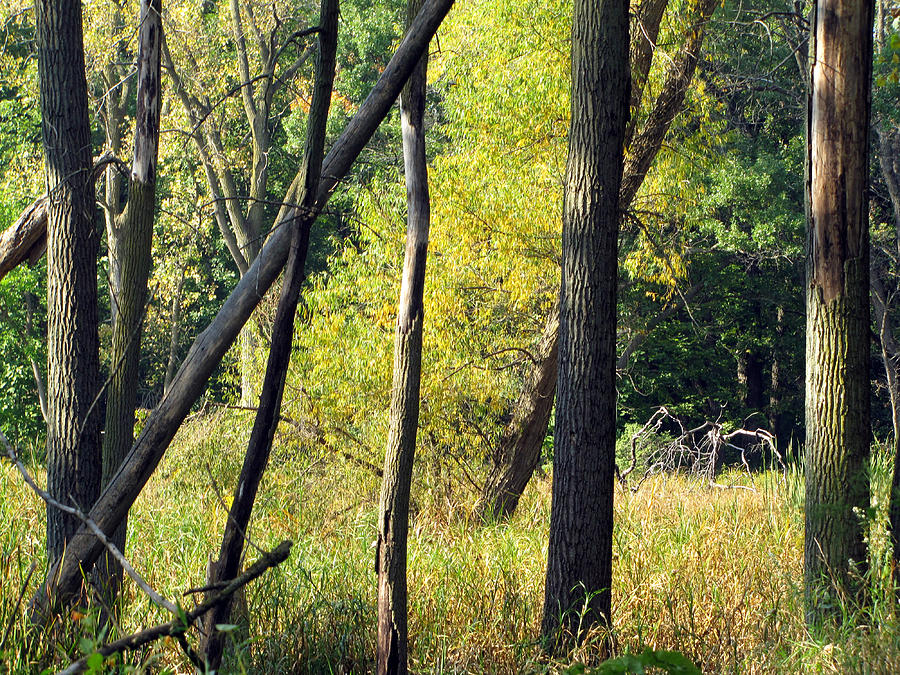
[199,0,337,668]
[35,0,103,566]
[376,0,430,671]
[478,308,558,520]
[541,0,629,652]
[30,0,456,622]
[96,0,163,599]
[803,0,873,625]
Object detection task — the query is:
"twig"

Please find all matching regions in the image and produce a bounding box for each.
[0,429,178,615]
[55,540,292,675]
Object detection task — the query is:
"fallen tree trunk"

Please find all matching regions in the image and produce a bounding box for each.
[30,0,456,620]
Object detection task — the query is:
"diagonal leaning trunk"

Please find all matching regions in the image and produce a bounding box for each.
[199,0,338,668]
[30,0,456,622]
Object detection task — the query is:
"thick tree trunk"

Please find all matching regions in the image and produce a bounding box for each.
[35,0,103,567]
[482,0,718,522]
[541,0,629,651]
[200,5,337,668]
[376,0,430,671]
[803,0,873,624]
[31,0,455,621]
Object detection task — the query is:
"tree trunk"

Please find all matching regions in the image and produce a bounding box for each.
[541,0,629,651]
[482,0,718,522]
[31,0,455,621]
[376,0,430,671]
[479,308,558,520]
[35,0,103,567]
[803,0,873,624]
[200,4,337,668]
[163,265,186,395]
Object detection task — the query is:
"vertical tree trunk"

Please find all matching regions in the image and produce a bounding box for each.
[481,0,718,522]
[95,0,163,598]
[36,0,103,566]
[200,1,337,668]
[376,1,430,672]
[30,0,455,617]
[163,265,186,395]
[541,0,629,652]
[803,0,873,624]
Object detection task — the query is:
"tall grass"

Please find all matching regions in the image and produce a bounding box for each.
[2,412,900,673]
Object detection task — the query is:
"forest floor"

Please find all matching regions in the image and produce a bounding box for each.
[2,409,900,673]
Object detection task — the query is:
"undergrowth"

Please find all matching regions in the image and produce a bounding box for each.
[2,410,899,673]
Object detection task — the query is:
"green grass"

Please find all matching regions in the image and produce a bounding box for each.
[2,412,900,673]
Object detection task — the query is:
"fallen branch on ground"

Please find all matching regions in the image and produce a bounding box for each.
[55,540,292,675]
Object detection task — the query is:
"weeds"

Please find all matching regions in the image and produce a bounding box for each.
[2,413,900,672]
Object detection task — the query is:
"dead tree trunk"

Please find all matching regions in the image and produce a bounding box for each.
[199,1,337,668]
[803,0,873,624]
[376,0,431,671]
[30,0,456,621]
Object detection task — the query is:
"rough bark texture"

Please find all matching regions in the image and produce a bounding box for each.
[96,0,163,596]
[200,0,337,668]
[36,0,103,566]
[31,0,455,620]
[479,308,558,520]
[481,0,718,521]
[0,198,48,281]
[376,0,430,670]
[803,0,873,624]
[541,0,629,650]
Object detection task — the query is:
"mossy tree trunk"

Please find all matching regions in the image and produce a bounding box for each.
[376,0,430,671]
[30,0,456,619]
[803,0,874,624]
[35,0,103,566]
[96,0,164,599]
[540,0,629,652]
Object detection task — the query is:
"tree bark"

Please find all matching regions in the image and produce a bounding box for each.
[199,0,337,667]
[95,0,164,598]
[479,308,558,520]
[803,0,873,624]
[35,0,103,567]
[481,0,719,521]
[30,0,456,620]
[541,0,629,651]
[376,0,430,670]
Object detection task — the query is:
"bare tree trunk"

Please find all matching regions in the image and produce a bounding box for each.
[35,0,103,567]
[482,0,719,521]
[31,0,455,621]
[803,0,873,624]
[200,3,337,668]
[163,265,185,395]
[376,0,430,671]
[95,0,164,600]
[541,0,629,652]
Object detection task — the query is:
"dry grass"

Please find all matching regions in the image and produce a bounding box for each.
[2,412,899,673]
